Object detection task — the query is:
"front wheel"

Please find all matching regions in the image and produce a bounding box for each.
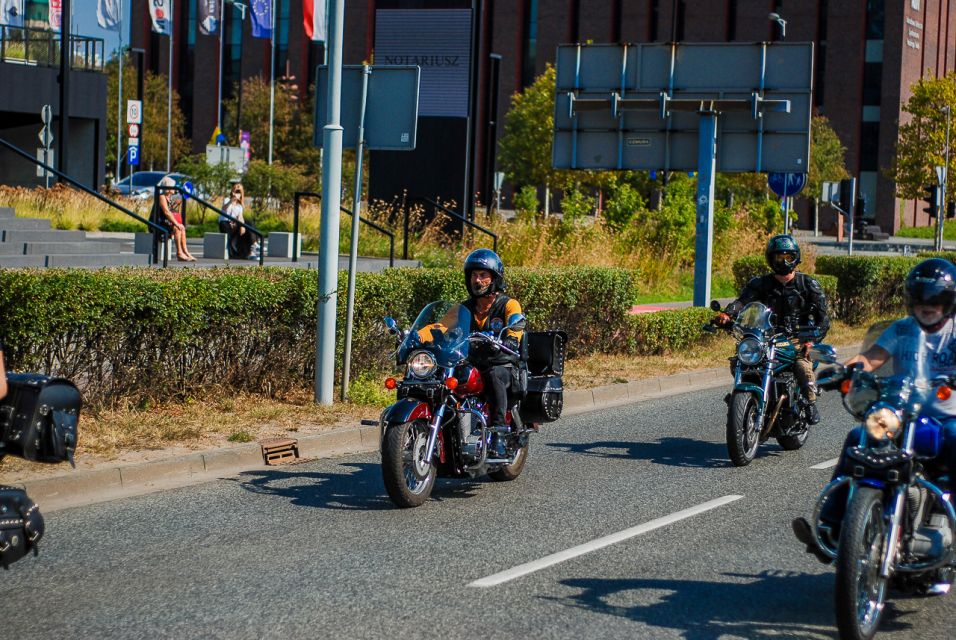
[489,440,529,481]
[727,391,761,466]
[381,421,436,508]
[835,486,889,640]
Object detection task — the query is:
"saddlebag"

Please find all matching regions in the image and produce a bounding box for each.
[0,373,81,465]
[0,486,44,569]
[519,331,567,424]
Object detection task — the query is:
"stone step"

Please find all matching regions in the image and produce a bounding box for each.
[0,218,52,231]
[45,254,153,268]
[0,207,15,218]
[0,255,47,268]
[2,229,88,243]
[23,241,125,255]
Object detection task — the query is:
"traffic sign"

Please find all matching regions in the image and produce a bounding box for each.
[128,123,140,138]
[36,149,53,178]
[38,125,53,149]
[768,172,807,198]
[128,145,140,166]
[128,137,140,147]
[126,100,142,124]
[41,104,52,125]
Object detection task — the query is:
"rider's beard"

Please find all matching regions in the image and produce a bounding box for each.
[470,282,492,297]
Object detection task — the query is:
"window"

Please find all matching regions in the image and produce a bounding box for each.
[520,0,539,88]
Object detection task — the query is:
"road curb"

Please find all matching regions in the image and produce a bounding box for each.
[19,345,860,511]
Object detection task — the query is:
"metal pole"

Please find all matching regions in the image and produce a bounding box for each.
[942,106,952,251]
[315,0,344,405]
[166,2,173,172]
[341,64,370,401]
[692,111,717,307]
[268,0,275,165]
[847,179,857,256]
[217,0,225,133]
[116,31,123,185]
[57,0,71,178]
[782,193,789,233]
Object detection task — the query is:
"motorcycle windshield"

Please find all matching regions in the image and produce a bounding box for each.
[398,301,472,367]
[734,302,774,339]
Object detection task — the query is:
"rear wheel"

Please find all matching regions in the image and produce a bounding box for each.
[835,487,889,640]
[381,421,436,508]
[727,391,761,466]
[489,440,529,481]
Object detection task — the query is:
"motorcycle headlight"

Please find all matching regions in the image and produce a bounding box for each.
[737,338,763,365]
[864,404,902,442]
[407,351,437,378]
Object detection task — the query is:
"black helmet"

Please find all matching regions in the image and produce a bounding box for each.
[905,258,956,328]
[464,248,504,298]
[765,234,801,275]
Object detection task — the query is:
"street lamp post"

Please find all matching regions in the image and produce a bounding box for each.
[939,106,951,252]
[769,12,787,39]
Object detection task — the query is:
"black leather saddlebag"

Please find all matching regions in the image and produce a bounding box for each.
[520,375,564,423]
[0,373,81,465]
[0,485,44,569]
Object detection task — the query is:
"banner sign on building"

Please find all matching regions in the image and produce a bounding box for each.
[198,0,220,36]
[373,9,472,118]
[48,0,62,31]
[1,0,24,28]
[149,0,172,35]
[303,0,326,42]
[250,0,272,39]
[96,0,121,31]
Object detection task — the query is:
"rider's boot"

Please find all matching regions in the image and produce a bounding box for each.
[791,517,832,564]
[808,401,821,425]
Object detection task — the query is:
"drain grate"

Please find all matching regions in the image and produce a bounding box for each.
[260,438,300,465]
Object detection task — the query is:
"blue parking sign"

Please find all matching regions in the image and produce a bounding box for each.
[128,145,140,166]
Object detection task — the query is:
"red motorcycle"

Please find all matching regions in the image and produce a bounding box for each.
[378,301,565,508]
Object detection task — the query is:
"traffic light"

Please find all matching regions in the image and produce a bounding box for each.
[922,184,940,219]
[838,179,856,213]
[948,200,956,219]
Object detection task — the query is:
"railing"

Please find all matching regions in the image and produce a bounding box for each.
[154,185,265,267]
[411,197,498,257]
[0,136,170,266]
[0,25,104,71]
[292,192,396,267]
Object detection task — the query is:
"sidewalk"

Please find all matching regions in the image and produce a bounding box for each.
[10,346,859,512]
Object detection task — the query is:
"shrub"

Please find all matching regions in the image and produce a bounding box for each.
[815,255,918,324]
[625,307,715,355]
[513,185,539,216]
[604,182,644,230]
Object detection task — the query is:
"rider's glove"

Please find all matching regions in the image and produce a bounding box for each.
[714,312,731,327]
[502,337,519,353]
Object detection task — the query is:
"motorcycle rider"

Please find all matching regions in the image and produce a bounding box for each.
[715,234,830,425]
[461,249,525,454]
[792,257,956,563]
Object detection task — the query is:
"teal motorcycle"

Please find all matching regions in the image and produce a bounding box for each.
[710,301,836,466]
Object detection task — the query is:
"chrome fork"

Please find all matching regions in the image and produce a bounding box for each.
[423,404,447,463]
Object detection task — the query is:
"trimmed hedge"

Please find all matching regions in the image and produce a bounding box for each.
[0,266,639,407]
[814,256,918,324]
[625,307,715,355]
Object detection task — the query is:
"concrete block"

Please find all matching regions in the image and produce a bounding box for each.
[134,231,172,257]
[267,232,301,258]
[203,232,229,259]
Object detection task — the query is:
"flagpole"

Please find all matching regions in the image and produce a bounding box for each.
[217,0,224,134]
[268,0,275,165]
[166,0,173,172]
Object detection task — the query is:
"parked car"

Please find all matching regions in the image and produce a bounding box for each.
[111,172,204,201]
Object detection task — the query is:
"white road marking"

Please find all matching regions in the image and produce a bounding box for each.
[467,494,743,588]
[810,457,840,470]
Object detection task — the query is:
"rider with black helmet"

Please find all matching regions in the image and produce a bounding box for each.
[461,249,525,453]
[792,258,956,562]
[717,234,831,424]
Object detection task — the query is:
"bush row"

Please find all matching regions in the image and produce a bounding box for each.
[0,266,640,408]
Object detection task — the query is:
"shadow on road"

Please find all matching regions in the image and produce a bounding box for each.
[232,462,486,510]
[544,570,913,639]
[546,437,787,468]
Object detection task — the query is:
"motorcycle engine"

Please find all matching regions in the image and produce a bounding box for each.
[910,512,954,558]
[459,411,487,464]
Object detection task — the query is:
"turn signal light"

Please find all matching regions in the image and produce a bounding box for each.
[840,379,852,395]
[938,386,952,401]
[444,376,459,390]
[384,377,398,390]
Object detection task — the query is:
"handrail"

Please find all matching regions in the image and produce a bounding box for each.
[419,197,498,253]
[292,192,395,267]
[155,185,265,266]
[0,25,104,70]
[0,136,170,267]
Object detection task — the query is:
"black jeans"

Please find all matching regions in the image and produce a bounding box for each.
[482,365,515,426]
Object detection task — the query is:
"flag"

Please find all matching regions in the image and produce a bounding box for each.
[96,0,121,31]
[303,0,326,42]
[250,0,272,39]
[49,0,61,31]
[149,0,172,35]
[198,0,220,36]
[0,0,24,28]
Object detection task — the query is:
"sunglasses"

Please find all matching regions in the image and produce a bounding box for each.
[772,252,797,263]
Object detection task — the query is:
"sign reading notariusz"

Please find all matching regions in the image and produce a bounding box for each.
[374,9,471,118]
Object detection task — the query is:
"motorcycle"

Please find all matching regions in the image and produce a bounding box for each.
[708,300,836,466]
[807,324,956,640]
[378,301,565,508]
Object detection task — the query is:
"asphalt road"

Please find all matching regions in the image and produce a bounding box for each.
[2,387,955,639]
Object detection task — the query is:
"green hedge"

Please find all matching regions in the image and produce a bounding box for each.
[0,266,638,407]
[625,307,715,355]
[815,256,918,324]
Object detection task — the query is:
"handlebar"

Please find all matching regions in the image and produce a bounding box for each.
[468,332,520,358]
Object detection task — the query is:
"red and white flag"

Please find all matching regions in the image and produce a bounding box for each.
[303,0,326,42]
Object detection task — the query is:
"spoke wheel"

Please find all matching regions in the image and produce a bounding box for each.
[727,392,760,466]
[835,487,889,640]
[381,421,436,508]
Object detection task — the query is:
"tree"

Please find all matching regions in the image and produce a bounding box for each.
[893,72,956,200]
[806,115,849,200]
[105,51,190,175]
[498,64,561,210]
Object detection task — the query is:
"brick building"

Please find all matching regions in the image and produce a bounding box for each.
[129,0,956,233]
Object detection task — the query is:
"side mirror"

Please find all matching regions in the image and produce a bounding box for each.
[383,316,404,339]
[815,363,847,391]
[709,300,722,312]
[500,314,527,338]
[809,344,837,364]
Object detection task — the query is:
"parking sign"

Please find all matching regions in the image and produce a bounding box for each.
[128,145,140,166]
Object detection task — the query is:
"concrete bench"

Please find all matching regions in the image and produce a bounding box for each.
[267,232,301,258]
[203,233,229,260]
[134,232,172,258]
